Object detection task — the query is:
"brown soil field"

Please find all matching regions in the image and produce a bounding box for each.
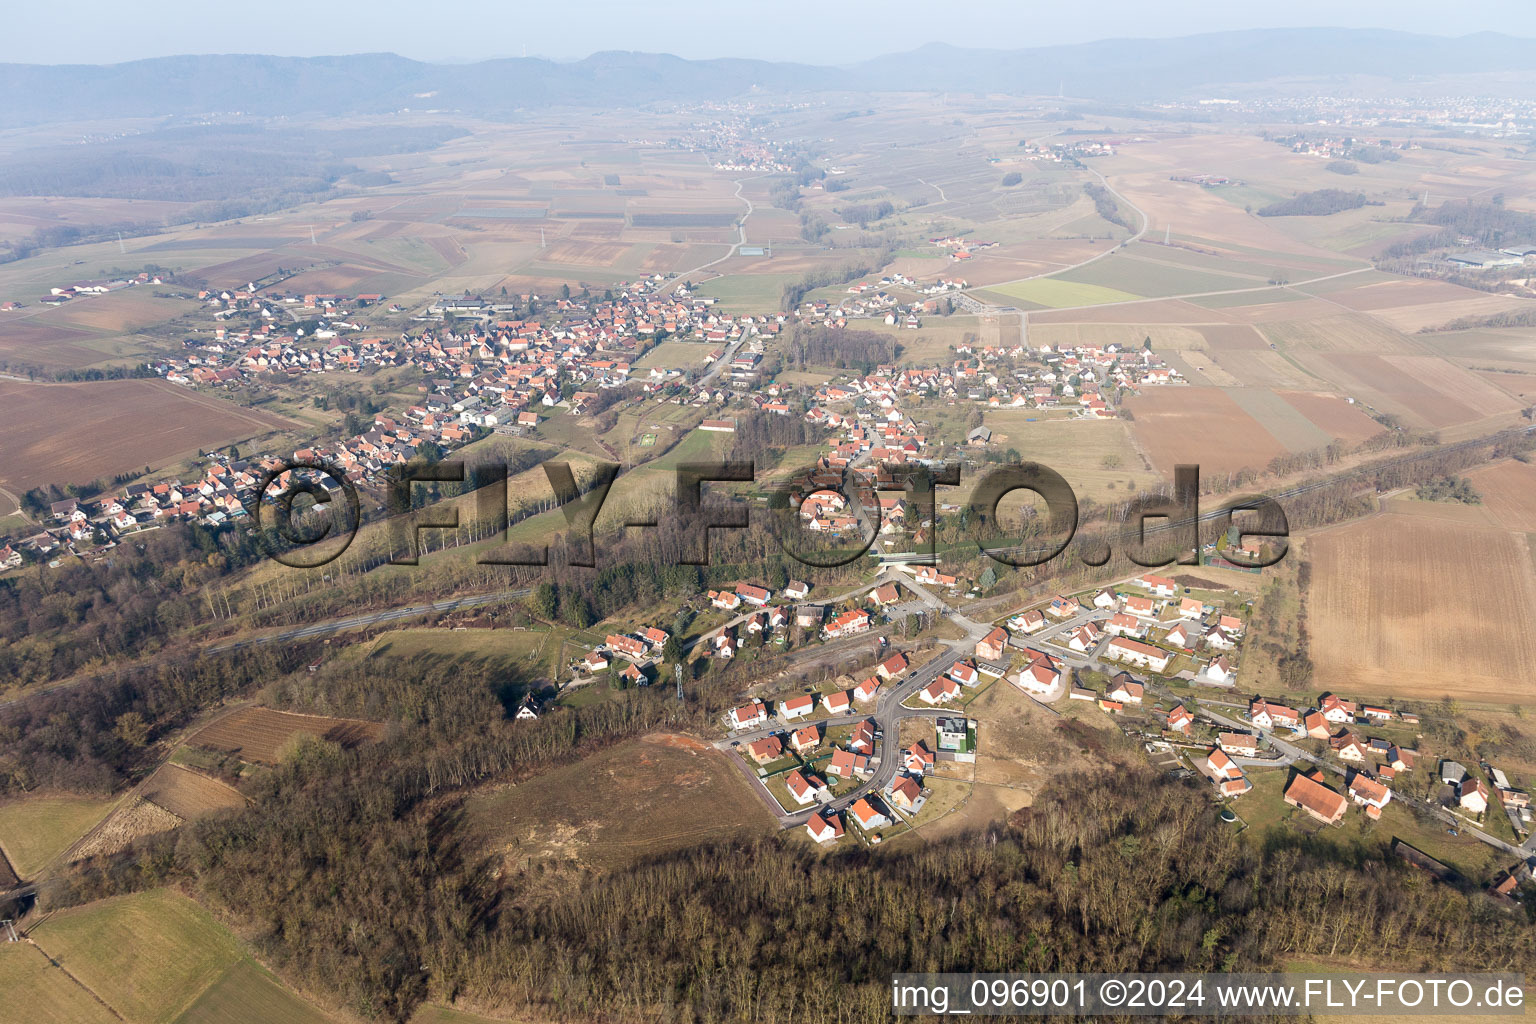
[467,732,774,871]
[276,265,382,294]
[1322,352,1519,429]
[1306,513,1536,703]
[1368,295,1536,334]
[0,319,105,366]
[0,379,295,492]
[140,764,245,819]
[535,239,629,267]
[1276,391,1385,444]
[186,707,384,765]
[1030,299,1238,324]
[1196,324,1268,349]
[198,253,312,289]
[42,290,188,333]
[1208,347,1322,389]
[1222,298,1351,324]
[1124,387,1287,476]
[1318,278,1491,312]
[70,798,183,862]
[1476,369,1536,402]
[1466,460,1536,532]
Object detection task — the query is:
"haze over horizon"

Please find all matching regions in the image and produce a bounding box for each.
[5,1,1536,66]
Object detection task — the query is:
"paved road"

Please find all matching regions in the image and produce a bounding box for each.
[1186,695,1532,862]
[720,606,994,828]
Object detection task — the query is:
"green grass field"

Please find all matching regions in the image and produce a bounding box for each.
[693,273,798,312]
[174,958,337,1024]
[368,626,573,683]
[0,941,122,1024]
[0,794,117,876]
[981,277,1142,308]
[31,889,246,1024]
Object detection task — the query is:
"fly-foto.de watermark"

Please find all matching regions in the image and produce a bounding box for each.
[247,457,1289,571]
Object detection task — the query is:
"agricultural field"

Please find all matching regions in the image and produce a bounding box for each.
[367,625,574,684]
[184,706,384,765]
[979,277,1141,308]
[977,413,1151,501]
[0,793,116,877]
[0,941,123,1024]
[1466,459,1536,532]
[1306,512,1536,703]
[0,379,294,493]
[466,732,774,871]
[1259,314,1524,434]
[29,889,247,1024]
[1124,387,1288,477]
[70,797,183,861]
[175,959,338,1024]
[140,763,245,819]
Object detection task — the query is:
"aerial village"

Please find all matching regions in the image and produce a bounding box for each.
[0,259,1183,570]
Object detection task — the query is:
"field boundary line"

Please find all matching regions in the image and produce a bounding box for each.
[24,937,127,1021]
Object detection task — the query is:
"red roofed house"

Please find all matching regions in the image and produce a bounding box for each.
[854,677,880,703]
[746,735,783,764]
[889,775,923,812]
[806,809,843,843]
[730,700,767,730]
[736,583,771,606]
[1166,704,1194,735]
[790,725,822,754]
[920,677,961,705]
[904,741,935,775]
[1285,770,1347,825]
[1347,772,1392,819]
[781,694,816,721]
[975,626,1009,662]
[850,798,889,831]
[877,652,909,680]
[822,690,852,715]
[870,582,901,607]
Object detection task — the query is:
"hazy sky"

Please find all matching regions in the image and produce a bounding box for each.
[5,1,1536,65]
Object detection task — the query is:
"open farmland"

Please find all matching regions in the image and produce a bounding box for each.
[140,763,245,818]
[1466,459,1536,532]
[0,379,294,492]
[0,942,123,1024]
[1306,513,1536,703]
[0,794,116,877]
[977,413,1150,501]
[29,889,247,1024]
[175,959,338,1024]
[467,733,774,871]
[185,706,384,764]
[70,797,184,861]
[1124,387,1288,477]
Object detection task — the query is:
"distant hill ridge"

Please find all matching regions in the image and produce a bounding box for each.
[3,29,1535,125]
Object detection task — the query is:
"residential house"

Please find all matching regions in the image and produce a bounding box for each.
[904,741,935,775]
[781,694,816,721]
[1218,732,1259,757]
[1166,704,1194,735]
[850,797,889,831]
[823,690,852,716]
[1347,772,1392,819]
[736,583,771,607]
[1107,674,1144,705]
[975,626,1009,662]
[1284,770,1348,825]
[729,700,767,730]
[747,736,784,764]
[854,676,880,703]
[790,725,823,755]
[1104,637,1171,673]
[920,677,961,705]
[877,652,908,680]
[889,775,923,812]
[806,809,844,843]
